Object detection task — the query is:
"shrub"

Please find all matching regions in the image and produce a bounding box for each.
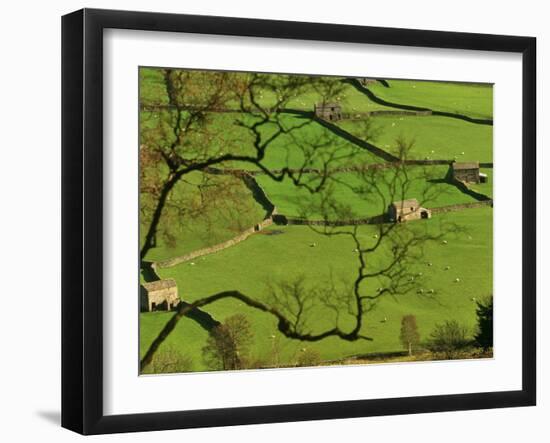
[428,320,472,360]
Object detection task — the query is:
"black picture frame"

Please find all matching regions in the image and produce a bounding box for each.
[61,8,537,435]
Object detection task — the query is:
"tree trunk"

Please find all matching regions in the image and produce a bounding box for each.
[408,341,412,356]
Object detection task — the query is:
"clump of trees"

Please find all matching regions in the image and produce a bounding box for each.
[296,348,322,367]
[142,346,194,374]
[427,320,471,360]
[202,314,253,370]
[474,295,493,351]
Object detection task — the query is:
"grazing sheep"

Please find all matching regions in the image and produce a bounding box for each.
[442,240,448,245]
[428,262,433,266]
[445,266,451,270]
[455,278,460,282]
[190,262,195,266]
[428,289,435,294]
[418,272,423,276]
[373,234,378,238]
[310,242,317,247]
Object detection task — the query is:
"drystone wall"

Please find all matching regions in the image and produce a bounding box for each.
[156,217,274,269]
[430,200,493,214]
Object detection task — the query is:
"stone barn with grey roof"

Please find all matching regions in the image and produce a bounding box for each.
[452,161,480,184]
[388,198,431,223]
[314,103,342,121]
[140,278,179,312]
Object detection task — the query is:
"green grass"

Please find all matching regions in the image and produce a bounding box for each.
[138,68,493,373]
[256,166,480,219]
[368,80,493,120]
[338,115,493,163]
[284,82,395,113]
[141,171,267,263]
[140,207,492,371]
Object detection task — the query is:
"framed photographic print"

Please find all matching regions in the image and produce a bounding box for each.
[61,8,536,435]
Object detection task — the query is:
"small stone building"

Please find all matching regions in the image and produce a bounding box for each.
[388,198,431,223]
[452,161,480,184]
[140,278,179,312]
[314,103,342,121]
[359,77,377,86]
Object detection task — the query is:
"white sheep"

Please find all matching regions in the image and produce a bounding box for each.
[455,277,460,283]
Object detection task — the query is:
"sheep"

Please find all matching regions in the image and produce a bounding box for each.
[455,277,460,283]
[427,262,433,267]
[442,240,448,245]
[445,266,451,270]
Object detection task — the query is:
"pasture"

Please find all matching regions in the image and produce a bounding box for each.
[367,79,493,120]
[139,68,494,372]
[143,207,493,371]
[339,115,493,162]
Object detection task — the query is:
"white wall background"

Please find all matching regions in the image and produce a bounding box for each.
[0,0,546,441]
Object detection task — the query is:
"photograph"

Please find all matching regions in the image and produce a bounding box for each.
[138,67,494,374]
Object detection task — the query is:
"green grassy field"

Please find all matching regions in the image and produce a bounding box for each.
[367,80,493,120]
[139,68,493,372]
[140,171,266,263]
[256,166,480,219]
[142,207,492,371]
[338,115,493,162]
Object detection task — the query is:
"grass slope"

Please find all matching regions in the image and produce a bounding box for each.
[141,208,492,371]
[339,115,493,163]
[256,166,480,219]
[368,80,493,120]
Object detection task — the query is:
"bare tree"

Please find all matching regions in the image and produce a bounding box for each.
[139,69,361,260]
[139,70,460,372]
[400,314,421,356]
